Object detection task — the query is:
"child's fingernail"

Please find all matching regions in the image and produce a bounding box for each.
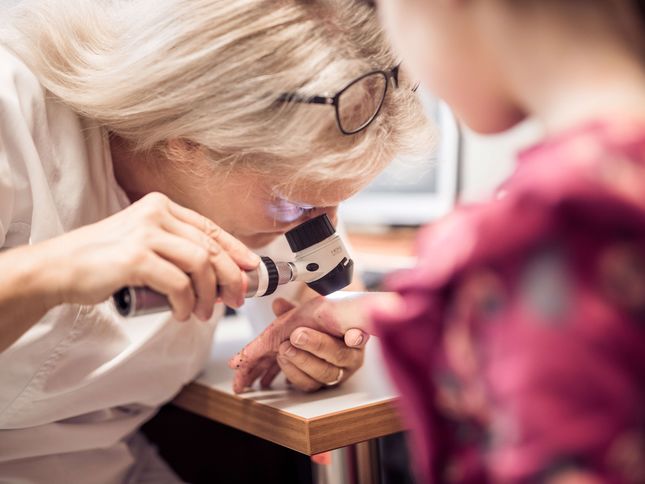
[352,334,363,346]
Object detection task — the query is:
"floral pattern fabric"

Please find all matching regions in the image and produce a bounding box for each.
[371,120,645,483]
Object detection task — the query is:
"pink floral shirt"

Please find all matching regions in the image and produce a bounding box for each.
[372,120,645,483]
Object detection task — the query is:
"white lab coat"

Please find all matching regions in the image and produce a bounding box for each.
[0,44,305,483]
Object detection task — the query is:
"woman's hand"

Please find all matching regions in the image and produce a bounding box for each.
[257,299,366,392]
[41,192,259,320]
[229,295,375,393]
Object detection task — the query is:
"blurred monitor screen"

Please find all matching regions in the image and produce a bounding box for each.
[340,95,460,227]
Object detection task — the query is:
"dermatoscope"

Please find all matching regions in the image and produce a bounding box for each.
[112,214,354,317]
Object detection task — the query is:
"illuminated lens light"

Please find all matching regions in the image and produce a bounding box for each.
[267,198,315,224]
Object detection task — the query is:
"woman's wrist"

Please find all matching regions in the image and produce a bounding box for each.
[0,243,73,351]
[13,242,68,311]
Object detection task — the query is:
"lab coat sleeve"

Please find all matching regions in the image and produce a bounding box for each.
[0,79,20,248]
[0,141,14,248]
[0,49,43,249]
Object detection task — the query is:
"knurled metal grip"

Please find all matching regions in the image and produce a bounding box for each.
[260,256,279,296]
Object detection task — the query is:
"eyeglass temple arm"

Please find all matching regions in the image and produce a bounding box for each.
[277,93,335,105]
[389,64,420,91]
[390,65,400,89]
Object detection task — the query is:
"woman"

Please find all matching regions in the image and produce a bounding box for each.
[0,0,430,481]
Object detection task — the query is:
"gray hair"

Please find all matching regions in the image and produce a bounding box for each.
[2,0,433,190]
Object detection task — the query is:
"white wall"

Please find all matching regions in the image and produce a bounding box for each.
[0,0,20,12]
[459,120,543,202]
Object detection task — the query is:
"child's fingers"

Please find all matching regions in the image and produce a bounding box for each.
[260,362,281,389]
[232,356,274,393]
[272,297,297,317]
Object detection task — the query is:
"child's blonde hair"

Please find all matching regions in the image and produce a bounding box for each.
[1,0,433,192]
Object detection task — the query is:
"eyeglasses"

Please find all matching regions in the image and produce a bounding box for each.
[278,65,418,136]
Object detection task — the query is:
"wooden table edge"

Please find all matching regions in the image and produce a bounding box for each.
[173,382,404,455]
[307,397,404,454]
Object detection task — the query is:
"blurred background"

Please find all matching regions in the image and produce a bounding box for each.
[341,91,542,293]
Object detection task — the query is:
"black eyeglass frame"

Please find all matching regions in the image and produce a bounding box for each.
[278,65,417,136]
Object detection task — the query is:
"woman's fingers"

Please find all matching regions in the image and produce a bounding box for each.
[167,199,260,270]
[278,340,348,388]
[148,231,217,319]
[289,328,362,368]
[50,192,259,319]
[207,240,247,308]
[276,355,323,393]
[134,251,195,321]
[144,193,261,310]
[161,211,245,308]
